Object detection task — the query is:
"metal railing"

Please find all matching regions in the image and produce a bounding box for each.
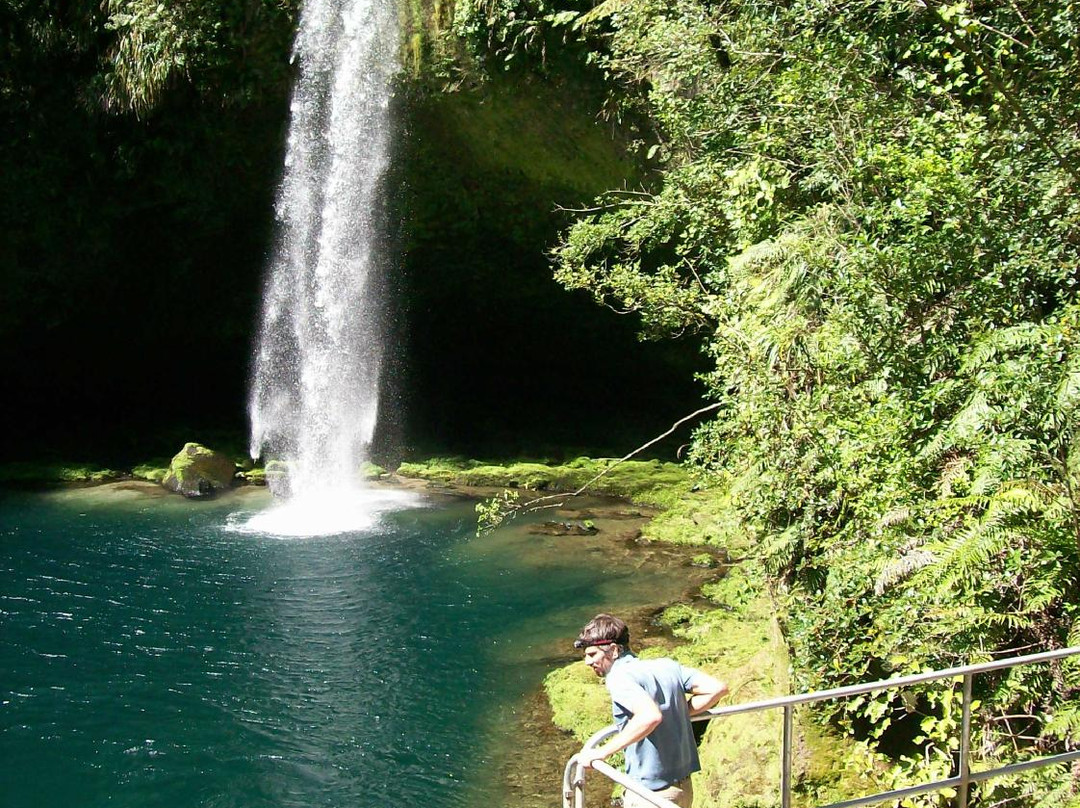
[563,646,1080,808]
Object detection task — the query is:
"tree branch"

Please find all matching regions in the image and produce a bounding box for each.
[476,402,724,533]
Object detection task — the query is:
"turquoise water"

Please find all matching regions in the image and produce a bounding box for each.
[0,485,698,808]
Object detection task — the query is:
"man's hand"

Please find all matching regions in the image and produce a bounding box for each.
[575,746,610,770]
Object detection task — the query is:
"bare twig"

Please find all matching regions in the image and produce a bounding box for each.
[477,402,724,531]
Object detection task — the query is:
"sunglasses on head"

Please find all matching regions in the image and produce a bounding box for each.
[574,638,618,649]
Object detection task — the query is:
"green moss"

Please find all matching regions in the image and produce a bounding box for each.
[399,0,457,80]
[132,462,169,484]
[361,462,388,479]
[264,459,288,486]
[641,483,748,547]
[434,78,633,196]
[163,443,236,496]
[544,661,612,743]
[791,715,886,808]
[396,456,692,502]
[666,571,790,808]
[0,462,121,485]
[237,467,266,485]
[544,658,627,798]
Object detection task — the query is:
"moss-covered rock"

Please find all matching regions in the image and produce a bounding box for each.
[675,574,790,808]
[262,459,289,488]
[162,442,236,498]
[237,467,267,485]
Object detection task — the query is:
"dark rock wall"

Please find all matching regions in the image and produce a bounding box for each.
[2,18,705,462]
[392,76,707,458]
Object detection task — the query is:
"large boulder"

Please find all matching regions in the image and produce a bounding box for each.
[162,443,236,498]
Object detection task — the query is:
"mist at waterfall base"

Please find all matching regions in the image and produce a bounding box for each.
[246,0,400,535]
[0,487,698,808]
[240,485,420,538]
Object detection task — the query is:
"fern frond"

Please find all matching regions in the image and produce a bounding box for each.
[730,458,768,499]
[573,0,631,29]
[929,495,1030,589]
[1043,702,1080,740]
[759,525,801,577]
[920,392,995,463]
[938,454,973,497]
[1017,575,1064,615]
[729,238,793,278]
[961,322,1042,375]
[1053,356,1080,414]
[875,549,936,595]
[878,506,912,528]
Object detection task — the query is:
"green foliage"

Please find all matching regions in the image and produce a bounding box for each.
[1,0,298,117]
[98,0,299,116]
[475,488,521,533]
[0,462,121,485]
[469,0,1080,801]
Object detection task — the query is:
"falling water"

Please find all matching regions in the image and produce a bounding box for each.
[247,0,411,534]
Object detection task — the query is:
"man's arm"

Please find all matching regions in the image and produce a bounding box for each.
[686,671,728,716]
[576,687,661,769]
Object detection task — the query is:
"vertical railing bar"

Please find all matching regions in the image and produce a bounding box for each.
[958,673,973,808]
[782,703,793,808]
[562,758,573,808]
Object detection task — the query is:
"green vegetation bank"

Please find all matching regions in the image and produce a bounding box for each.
[434,1,1080,806]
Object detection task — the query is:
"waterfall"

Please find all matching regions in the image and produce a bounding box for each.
[246,0,412,535]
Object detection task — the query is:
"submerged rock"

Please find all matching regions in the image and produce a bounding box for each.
[528,520,599,536]
[162,443,236,498]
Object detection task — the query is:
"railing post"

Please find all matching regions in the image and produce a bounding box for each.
[958,673,973,808]
[782,704,793,808]
[563,757,585,808]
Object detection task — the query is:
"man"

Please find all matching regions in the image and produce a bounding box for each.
[573,614,728,808]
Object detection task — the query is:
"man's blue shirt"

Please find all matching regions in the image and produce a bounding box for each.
[605,653,706,789]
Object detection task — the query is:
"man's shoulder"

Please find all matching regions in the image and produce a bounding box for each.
[610,654,688,682]
[629,655,685,674]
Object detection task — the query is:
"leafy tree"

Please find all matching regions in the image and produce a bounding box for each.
[457,0,1080,800]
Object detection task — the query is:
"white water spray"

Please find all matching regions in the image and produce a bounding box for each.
[247,0,413,534]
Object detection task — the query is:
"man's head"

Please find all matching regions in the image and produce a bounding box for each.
[575,613,630,677]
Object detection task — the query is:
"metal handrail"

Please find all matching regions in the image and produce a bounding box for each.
[563,645,1080,808]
